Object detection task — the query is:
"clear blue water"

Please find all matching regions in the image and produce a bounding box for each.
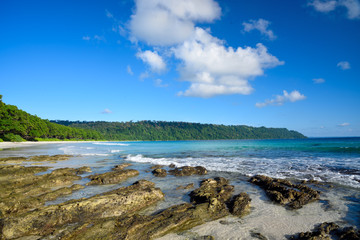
[50,137,360,188]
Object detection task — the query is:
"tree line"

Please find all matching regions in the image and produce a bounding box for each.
[0,95,102,142]
[52,120,306,141]
[0,95,306,142]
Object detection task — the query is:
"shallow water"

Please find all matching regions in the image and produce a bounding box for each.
[1,138,359,239]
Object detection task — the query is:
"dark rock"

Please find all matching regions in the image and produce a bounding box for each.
[250,230,268,240]
[176,183,195,190]
[289,222,340,240]
[86,169,139,185]
[152,168,167,177]
[169,163,176,168]
[337,226,360,240]
[250,175,320,209]
[169,166,208,176]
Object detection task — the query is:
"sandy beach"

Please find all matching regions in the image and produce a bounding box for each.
[0,141,101,150]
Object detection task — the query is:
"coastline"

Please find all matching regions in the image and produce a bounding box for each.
[0,141,101,150]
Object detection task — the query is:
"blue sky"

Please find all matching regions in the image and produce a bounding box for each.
[1,0,359,137]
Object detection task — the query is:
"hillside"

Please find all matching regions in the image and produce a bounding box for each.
[0,95,102,142]
[52,120,306,141]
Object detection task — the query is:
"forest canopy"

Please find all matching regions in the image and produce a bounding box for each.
[0,95,306,142]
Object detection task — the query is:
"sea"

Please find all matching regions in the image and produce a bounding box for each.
[1,137,359,239]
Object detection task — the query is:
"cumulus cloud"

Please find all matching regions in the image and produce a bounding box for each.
[129,0,221,46]
[173,28,283,98]
[243,19,277,40]
[313,78,325,83]
[337,61,351,70]
[101,109,112,114]
[338,122,350,126]
[136,50,166,73]
[255,90,306,108]
[308,0,360,19]
[127,65,134,75]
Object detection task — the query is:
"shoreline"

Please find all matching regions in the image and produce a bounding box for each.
[0,141,102,150]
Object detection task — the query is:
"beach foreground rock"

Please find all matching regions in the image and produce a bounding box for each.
[169,166,208,176]
[1,180,164,239]
[250,175,320,209]
[86,169,139,185]
[289,222,360,240]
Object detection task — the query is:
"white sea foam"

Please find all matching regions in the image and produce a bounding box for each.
[125,154,360,188]
[93,142,129,146]
[110,150,123,153]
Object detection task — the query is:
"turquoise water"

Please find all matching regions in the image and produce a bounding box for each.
[72,138,360,188]
[2,137,360,188]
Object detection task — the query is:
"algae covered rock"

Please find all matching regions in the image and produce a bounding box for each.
[176,183,195,190]
[152,168,167,177]
[86,169,139,185]
[1,180,164,239]
[250,175,320,209]
[228,192,252,217]
[169,166,207,176]
[112,163,132,171]
[105,177,251,240]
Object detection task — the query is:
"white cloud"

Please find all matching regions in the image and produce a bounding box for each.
[129,0,221,46]
[309,0,337,12]
[337,61,351,70]
[154,79,169,87]
[256,90,306,108]
[173,28,283,98]
[308,0,360,19]
[136,50,166,73]
[127,65,134,75]
[313,78,326,83]
[82,36,91,41]
[340,0,360,19]
[338,122,350,126]
[243,19,277,40]
[101,109,112,114]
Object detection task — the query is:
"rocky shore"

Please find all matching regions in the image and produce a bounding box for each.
[0,154,359,239]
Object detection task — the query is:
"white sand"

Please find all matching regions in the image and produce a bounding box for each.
[0,141,101,150]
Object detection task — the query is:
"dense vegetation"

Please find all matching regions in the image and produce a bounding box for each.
[0,95,102,141]
[0,95,306,142]
[53,120,306,141]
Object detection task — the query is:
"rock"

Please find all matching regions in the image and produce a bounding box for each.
[150,164,164,169]
[190,177,234,205]
[1,180,164,239]
[60,177,250,240]
[76,166,92,174]
[112,163,132,171]
[169,163,176,168]
[28,154,73,162]
[337,227,360,240]
[228,193,251,217]
[86,169,139,185]
[250,175,320,209]
[176,183,195,190]
[250,230,268,240]
[169,166,207,176]
[289,222,340,240]
[152,168,167,177]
